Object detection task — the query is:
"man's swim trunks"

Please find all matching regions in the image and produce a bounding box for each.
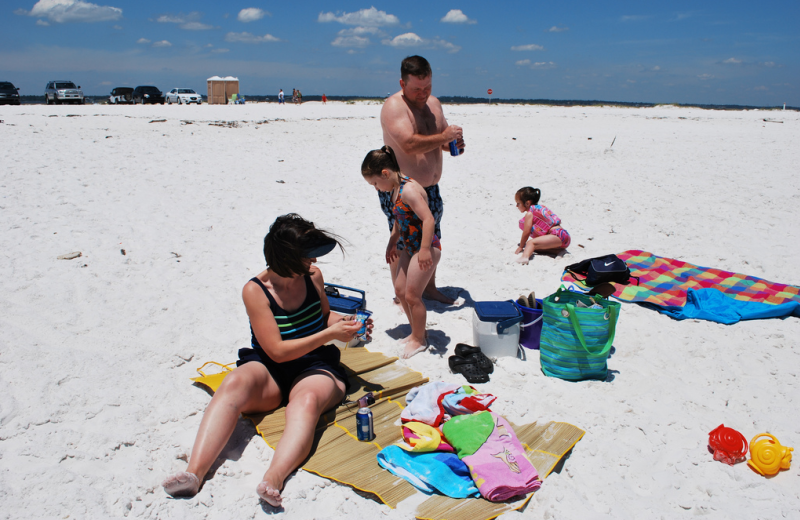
[379,182,443,251]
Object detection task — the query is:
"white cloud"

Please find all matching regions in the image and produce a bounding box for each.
[100,80,111,85]
[763,61,775,67]
[152,40,172,47]
[548,26,568,32]
[697,73,714,80]
[225,32,280,43]
[238,8,268,22]
[211,48,230,54]
[620,15,650,22]
[26,0,122,23]
[381,33,460,53]
[511,44,544,51]
[383,32,423,47]
[156,12,213,30]
[36,19,50,26]
[516,59,555,69]
[722,57,742,64]
[112,24,121,29]
[182,21,214,30]
[441,9,476,24]
[652,65,661,71]
[137,38,150,44]
[332,35,370,48]
[754,85,768,91]
[318,7,399,26]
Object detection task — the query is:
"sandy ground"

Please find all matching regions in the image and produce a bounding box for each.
[1,101,798,519]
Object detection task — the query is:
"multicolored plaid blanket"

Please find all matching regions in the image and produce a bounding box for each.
[563,250,800,308]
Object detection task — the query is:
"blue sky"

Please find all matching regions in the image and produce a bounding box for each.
[2,0,797,105]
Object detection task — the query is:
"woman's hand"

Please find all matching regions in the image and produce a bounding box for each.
[328,317,363,343]
[417,247,433,271]
[514,245,524,255]
[385,239,399,264]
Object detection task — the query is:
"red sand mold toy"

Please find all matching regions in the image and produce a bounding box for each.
[708,424,748,465]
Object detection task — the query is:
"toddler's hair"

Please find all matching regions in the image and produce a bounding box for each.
[516,187,541,206]
[361,146,400,178]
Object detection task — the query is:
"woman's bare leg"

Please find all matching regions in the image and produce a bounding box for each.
[257,371,346,506]
[163,362,282,497]
[400,248,441,358]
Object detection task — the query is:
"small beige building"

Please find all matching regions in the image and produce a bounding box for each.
[206,76,240,105]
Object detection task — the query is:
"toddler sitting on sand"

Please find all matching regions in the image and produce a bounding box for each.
[514,187,570,264]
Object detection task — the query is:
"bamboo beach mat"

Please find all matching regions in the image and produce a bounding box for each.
[192,346,585,520]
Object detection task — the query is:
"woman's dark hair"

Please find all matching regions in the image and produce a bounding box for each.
[263,213,343,277]
[516,187,541,206]
[361,145,400,178]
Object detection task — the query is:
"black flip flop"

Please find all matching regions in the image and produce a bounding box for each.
[448,355,489,384]
[454,343,494,374]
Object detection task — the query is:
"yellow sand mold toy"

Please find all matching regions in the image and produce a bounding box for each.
[747,433,793,477]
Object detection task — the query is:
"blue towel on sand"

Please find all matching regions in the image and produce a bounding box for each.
[657,288,800,324]
[377,445,480,498]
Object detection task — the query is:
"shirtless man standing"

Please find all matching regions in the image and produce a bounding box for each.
[380,55,464,305]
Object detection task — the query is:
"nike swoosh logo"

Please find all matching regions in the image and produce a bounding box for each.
[604,262,614,266]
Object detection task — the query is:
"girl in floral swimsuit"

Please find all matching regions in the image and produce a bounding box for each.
[361,146,441,359]
[514,186,571,265]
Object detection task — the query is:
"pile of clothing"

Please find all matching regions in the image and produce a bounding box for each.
[377,382,542,502]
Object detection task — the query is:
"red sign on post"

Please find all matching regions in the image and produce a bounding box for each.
[487,89,493,95]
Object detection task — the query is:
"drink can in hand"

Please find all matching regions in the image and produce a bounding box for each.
[449,139,460,156]
[355,309,372,340]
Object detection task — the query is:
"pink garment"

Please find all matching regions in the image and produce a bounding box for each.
[462,413,542,502]
[518,204,561,238]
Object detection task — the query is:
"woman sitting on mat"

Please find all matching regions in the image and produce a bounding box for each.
[514,186,571,264]
[361,146,441,359]
[162,213,372,506]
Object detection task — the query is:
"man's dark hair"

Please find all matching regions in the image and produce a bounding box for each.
[401,55,432,82]
[263,214,342,277]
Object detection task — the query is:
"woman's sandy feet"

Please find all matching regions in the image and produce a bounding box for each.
[401,337,428,359]
[162,472,201,497]
[257,479,283,507]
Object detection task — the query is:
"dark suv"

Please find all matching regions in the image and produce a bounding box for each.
[0,81,21,105]
[132,86,165,105]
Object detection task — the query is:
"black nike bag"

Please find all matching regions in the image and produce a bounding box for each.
[565,254,637,287]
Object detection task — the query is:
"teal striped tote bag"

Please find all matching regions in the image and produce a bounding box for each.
[539,286,620,381]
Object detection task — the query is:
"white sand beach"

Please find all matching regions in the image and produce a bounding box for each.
[1,101,798,519]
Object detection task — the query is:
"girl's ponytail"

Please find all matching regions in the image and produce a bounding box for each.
[516,186,541,206]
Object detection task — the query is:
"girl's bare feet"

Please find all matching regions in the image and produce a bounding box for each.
[401,337,428,359]
[515,253,531,265]
[257,475,283,507]
[162,472,201,497]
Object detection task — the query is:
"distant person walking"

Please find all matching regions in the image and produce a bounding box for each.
[322,93,327,105]
[292,89,298,104]
[278,89,284,104]
[297,90,303,104]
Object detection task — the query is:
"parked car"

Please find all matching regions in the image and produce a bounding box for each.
[45,80,84,105]
[109,87,134,104]
[132,86,165,105]
[166,88,202,105]
[0,81,21,105]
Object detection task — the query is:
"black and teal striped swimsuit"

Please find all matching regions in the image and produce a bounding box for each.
[237,275,348,402]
